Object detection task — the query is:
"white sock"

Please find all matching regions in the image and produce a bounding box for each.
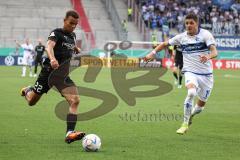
[191,104,204,116]
[183,88,196,124]
[66,130,74,137]
[22,66,26,76]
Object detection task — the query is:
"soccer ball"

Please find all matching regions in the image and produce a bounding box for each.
[82,134,101,152]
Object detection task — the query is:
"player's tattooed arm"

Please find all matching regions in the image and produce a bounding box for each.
[46,39,59,69]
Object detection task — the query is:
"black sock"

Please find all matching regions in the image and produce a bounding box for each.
[173,72,178,80]
[34,65,37,74]
[179,75,183,85]
[66,113,77,133]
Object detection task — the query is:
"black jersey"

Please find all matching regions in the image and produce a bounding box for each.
[46,28,76,65]
[174,45,183,63]
[35,44,45,59]
[34,28,77,95]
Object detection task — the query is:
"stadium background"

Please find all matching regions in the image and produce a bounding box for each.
[0,0,239,160]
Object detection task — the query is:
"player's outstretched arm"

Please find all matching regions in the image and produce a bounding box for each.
[145,41,168,60]
[14,40,21,47]
[46,40,59,69]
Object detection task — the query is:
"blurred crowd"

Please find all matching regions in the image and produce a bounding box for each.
[136,0,240,35]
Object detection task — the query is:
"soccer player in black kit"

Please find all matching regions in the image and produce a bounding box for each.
[172,45,183,88]
[20,10,85,144]
[34,39,45,77]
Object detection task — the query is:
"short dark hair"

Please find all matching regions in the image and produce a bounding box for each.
[65,10,79,19]
[185,13,199,23]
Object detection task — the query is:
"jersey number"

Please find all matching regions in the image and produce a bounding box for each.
[34,82,43,93]
[204,90,210,99]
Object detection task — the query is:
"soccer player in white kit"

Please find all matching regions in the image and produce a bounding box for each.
[15,38,34,77]
[145,13,218,135]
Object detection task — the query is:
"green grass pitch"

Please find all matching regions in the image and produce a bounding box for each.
[0,66,239,160]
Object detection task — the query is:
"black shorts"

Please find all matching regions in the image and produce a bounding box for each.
[33,65,75,95]
[35,58,42,64]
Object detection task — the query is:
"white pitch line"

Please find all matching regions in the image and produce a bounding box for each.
[224,74,240,79]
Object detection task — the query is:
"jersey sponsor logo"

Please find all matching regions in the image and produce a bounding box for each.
[62,42,75,50]
[36,47,44,52]
[181,42,208,53]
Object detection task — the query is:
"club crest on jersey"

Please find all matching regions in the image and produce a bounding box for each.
[64,36,68,40]
[195,37,200,42]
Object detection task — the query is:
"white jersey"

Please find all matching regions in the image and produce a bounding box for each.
[21,43,33,56]
[168,28,216,75]
[21,43,34,65]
